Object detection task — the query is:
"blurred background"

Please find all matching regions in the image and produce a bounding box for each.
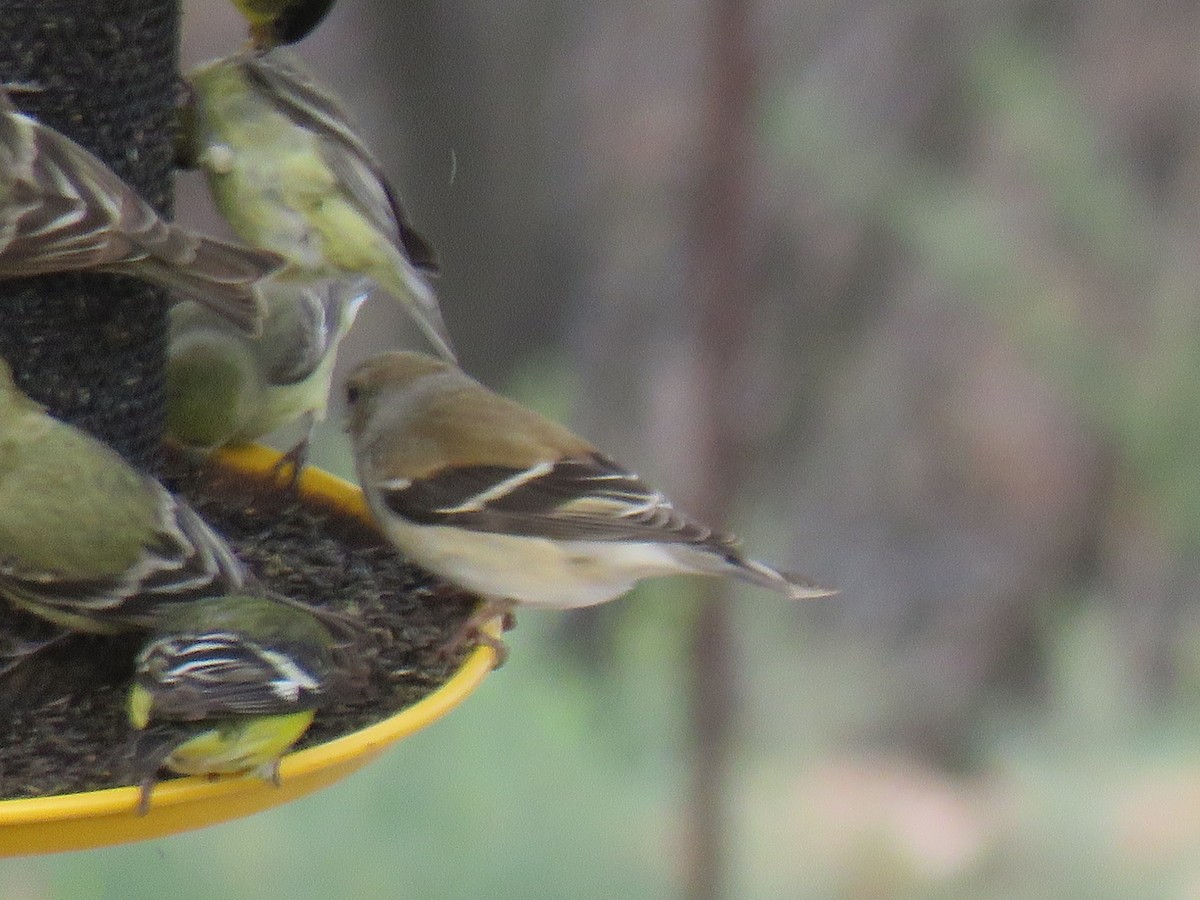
[9,0,1200,897]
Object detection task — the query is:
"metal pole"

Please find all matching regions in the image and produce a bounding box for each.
[684,0,758,897]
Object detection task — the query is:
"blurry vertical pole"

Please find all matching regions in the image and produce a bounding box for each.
[682,0,758,897]
[0,1,178,470]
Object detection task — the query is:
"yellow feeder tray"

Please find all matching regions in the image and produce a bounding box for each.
[0,443,498,857]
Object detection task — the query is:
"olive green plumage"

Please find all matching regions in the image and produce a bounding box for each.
[180,49,453,360]
[166,276,371,457]
[0,360,245,634]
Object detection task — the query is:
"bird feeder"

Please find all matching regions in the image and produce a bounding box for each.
[0,445,497,857]
[0,2,496,855]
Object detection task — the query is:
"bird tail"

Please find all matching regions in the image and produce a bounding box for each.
[730,555,837,600]
[120,235,284,337]
[377,253,458,362]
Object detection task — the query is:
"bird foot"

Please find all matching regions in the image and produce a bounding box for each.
[439,599,515,669]
[260,758,283,788]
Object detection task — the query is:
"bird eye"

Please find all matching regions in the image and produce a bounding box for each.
[345,383,360,406]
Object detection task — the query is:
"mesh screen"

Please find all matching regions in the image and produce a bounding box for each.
[0,1,178,472]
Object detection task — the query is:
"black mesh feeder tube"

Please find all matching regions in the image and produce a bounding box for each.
[0,1,177,468]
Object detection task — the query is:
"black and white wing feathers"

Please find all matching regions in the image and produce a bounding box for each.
[0,479,245,631]
[380,452,738,552]
[135,630,331,718]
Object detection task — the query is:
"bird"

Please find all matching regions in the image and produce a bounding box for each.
[344,351,835,664]
[127,593,338,813]
[230,0,338,49]
[166,274,372,474]
[0,357,245,646]
[0,83,282,335]
[179,49,454,360]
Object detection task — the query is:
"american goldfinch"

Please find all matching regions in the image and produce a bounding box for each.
[0,359,245,637]
[180,49,454,360]
[344,351,834,662]
[127,594,337,813]
[0,84,281,335]
[166,274,372,469]
[231,0,337,49]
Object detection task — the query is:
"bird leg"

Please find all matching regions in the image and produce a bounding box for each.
[136,777,157,816]
[270,415,316,491]
[270,441,308,490]
[440,597,516,669]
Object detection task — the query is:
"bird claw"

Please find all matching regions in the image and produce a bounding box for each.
[439,599,515,669]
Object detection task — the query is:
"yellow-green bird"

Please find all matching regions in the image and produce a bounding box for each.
[166,274,372,467]
[0,358,245,639]
[180,49,454,359]
[128,594,338,813]
[0,83,281,335]
[344,352,835,662]
[231,0,337,48]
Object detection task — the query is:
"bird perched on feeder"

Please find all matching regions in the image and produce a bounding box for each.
[344,351,835,664]
[166,274,372,473]
[178,49,453,360]
[0,358,245,648]
[0,83,281,335]
[127,594,339,814]
[230,0,338,49]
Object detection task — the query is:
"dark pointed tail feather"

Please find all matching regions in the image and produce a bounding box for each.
[733,557,837,600]
[170,497,249,595]
[0,82,43,111]
[399,219,440,274]
[0,628,70,678]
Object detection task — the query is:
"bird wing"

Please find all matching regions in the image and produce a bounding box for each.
[240,50,440,273]
[380,452,738,549]
[0,479,245,629]
[0,103,278,333]
[137,631,330,717]
[0,108,162,271]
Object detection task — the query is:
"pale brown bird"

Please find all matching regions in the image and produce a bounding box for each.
[345,352,834,662]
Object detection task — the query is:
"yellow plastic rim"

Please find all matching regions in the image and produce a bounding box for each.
[0,443,497,857]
